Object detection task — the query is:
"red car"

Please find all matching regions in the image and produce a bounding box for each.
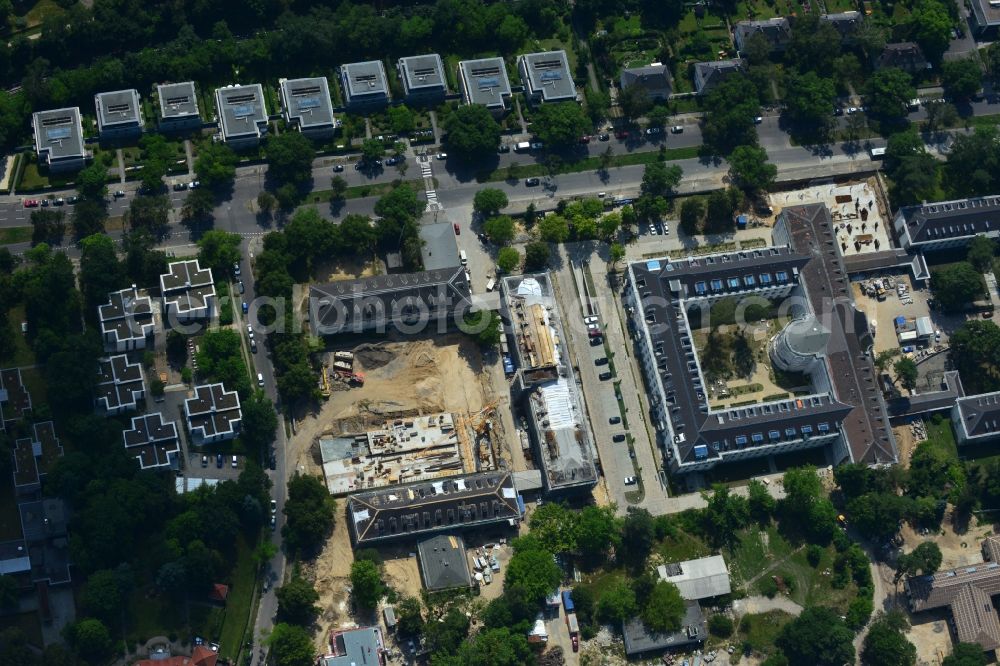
[615,130,629,140]
[578,135,591,144]
[22,199,38,208]
[453,223,461,235]
[571,636,579,652]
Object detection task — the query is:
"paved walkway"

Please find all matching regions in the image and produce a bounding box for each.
[732,594,804,617]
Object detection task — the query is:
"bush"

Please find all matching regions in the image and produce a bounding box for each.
[807,544,824,567]
[759,577,778,598]
[709,614,734,638]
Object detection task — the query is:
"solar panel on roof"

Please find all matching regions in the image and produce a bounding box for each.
[297,97,321,110]
[540,70,563,81]
[46,127,71,140]
[233,105,255,118]
[478,77,500,89]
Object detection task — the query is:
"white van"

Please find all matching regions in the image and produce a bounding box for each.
[460,250,468,266]
[486,277,496,292]
[257,372,265,387]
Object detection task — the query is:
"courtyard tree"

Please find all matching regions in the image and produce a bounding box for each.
[911,0,954,64]
[196,230,242,276]
[895,542,942,582]
[967,235,996,272]
[943,643,989,666]
[618,84,652,121]
[496,247,521,273]
[194,141,238,189]
[893,357,919,391]
[504,538,561,603]
[931,262,984,311]
[524,241,550,271]
[360,138,385,164]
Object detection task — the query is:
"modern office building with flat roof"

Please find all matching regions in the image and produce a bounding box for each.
[518,51,576,104]
[157,81,201,131]
[459,57,512,114]
[340,60,390,110]
[95,89,143,140]
[279,76,338,138]
[398,54,448,104]
[214,84,268,148]
[31,108,86,172]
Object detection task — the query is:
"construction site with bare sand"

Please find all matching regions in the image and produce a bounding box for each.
[285,332,525,646]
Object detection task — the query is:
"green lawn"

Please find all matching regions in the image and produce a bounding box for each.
[738,610,795,657]
[19,367,48,415]
[218,535,259,660]
[0,481,25,541]
[656,526,712,564]
[127,588,187,646]
[725,525,795,588]
[476,146,700,183]
[923,414,959,460]
[2,307,34,367]
[0,227,31,245]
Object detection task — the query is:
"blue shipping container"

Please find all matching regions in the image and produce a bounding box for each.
[562,590,574,613]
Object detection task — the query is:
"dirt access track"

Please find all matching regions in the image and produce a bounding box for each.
[291,333,491,474]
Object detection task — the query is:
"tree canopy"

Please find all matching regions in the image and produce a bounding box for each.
[445,104,502,160]
[776,606,855,666]
[728,144,777,193]
[530,102,591,148]
[282,473,336,557]
[930,262,983,311]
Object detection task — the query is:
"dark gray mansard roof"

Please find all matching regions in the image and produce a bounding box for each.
[310,267,472,334]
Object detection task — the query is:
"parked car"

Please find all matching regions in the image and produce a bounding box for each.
[612,433,625,441]
[173,182,188,191]
[231,455,238,468]
[270,515,276,531]
[250,340,258,354]
[454,223,461,235]
[435,153,447,160]
[270,499,277,514]
[332,164,344,172]
[530,142,544,150]
[599,372,612,380]
[754,116,763,124]
[595,357,608,366]
[579,135,591,143]
[624,476,638,486]
[216,453,224,468]
[201,455,208,467]
[53,198,64,206]
[525,177,541,186]
[610,416,622,425]
[113,190,126,198]
[189,181,200,189]
[670,125,684,134]
[22,199,38,208]
[242,301,249,314]
[584,316,598,324]
[247,324,254,339]
[67,196,78,204]
[598,133,610,141]
[645,126,662,135]
[233,262,241,276]
[238,280,245,294]
[498,144,510,153]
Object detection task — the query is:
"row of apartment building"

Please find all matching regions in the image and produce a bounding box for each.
[31,49,580,172]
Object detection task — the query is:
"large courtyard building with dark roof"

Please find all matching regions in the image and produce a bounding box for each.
[185,383,241,445]
[160,259,215,324]
[625,204,897,474]
[893,196,1000,253]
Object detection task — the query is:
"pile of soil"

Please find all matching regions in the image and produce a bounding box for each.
[353,343,395,370]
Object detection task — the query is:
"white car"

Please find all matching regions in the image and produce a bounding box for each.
[270,499,277,514]
[624,476,638,486]
[584,316,599,324]
[435,153,447,160]
[247,324,254,339]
